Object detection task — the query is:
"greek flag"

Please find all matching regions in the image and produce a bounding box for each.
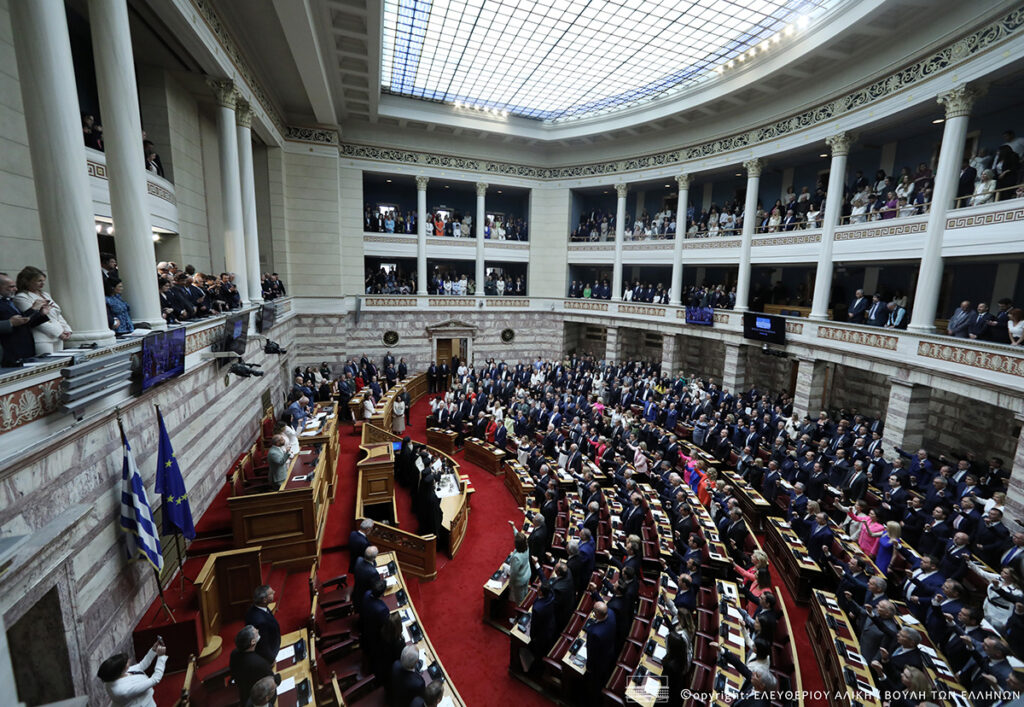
[120,430,163,572]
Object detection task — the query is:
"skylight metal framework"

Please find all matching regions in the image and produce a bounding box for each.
[380,0,839,122]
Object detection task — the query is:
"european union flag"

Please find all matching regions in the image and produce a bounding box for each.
[155,408,195,539]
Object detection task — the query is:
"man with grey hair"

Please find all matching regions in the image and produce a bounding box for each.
[267,434,290,486]
[229,624,279,704]
[389,644,426,705]
[870,626,924,691]
[248,676,278,707]
[353,545,380,611]
[243,585,281,665]
[856,599,900,663]
[719,646,778,705]
[349,518,373,573]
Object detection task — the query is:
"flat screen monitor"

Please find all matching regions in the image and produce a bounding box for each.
[742,312,786,345]
[140,328,186,391]
[222,313,249,356]
[685,306,714,326]
[257,302,277,333]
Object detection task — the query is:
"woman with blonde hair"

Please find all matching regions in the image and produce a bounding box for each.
[875,521,901,574]
[14,266,72,353]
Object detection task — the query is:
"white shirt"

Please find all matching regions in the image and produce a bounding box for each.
[281,425,300,455]
[105,650,167,707]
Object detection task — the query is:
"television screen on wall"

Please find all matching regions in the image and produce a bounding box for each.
[685,306,714,326]
[257,302,277,333]
[140,328,186,391]
[221,313,249,356]
[742,312,786,345]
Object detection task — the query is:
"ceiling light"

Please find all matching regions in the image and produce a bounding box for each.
[735,173,742,177]
[497,190,502,193]
[501,110,509,118]
[445,185,450,189]
[784,24,795,36]
[665,184,671,188]
[95,224,102,233]
[932,118,945,124]
[819,153,828,158]
[797,15,810,30]
[386,179,392,182]
[152,234,160,242]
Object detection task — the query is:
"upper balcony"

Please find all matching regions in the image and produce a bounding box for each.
[86,147,179,237]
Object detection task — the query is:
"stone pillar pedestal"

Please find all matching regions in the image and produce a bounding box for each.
[1005,413,1024,524]
[475,182,487,291]
[661,334,681,378]
[416,177,428,295]
[793,357,830,418]
[605,326,620,363]
[882,378,932,451]
[722,343,749,394]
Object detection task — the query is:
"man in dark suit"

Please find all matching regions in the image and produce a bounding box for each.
[551,561,576,629]
[925,578,965,643]
[718,650,777,707]
[230,625,280,705]
[724,508,750,560]
[0,273,46,366]
[526,514,548,578]
[348,519,372,573]
[960,637,1014,695]
[583,602,617,699]
[243,585,282,665]
[581,501,600,538]
[870,627,925,691]
[807,513,834,564]
[916,506,952,557]
[957,161,977,202]
[847,289,869,324]
[622,494,645,536]
[529,582,558,660]
[975,509,1011,569]
[388,645,426,707]
[902,555,945,622]
[353,545,380,612]
[865,294,887,326]
[360,578,391,674]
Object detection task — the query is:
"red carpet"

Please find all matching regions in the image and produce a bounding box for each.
[397,399,549,706]
[146,397,828,707]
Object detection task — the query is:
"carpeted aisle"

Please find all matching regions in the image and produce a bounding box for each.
[399,399,549,706]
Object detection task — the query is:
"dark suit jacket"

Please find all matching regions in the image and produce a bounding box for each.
[552,573,576,628]
[0,299,48,366]
[348,531,370,574]
[388,662,426,707]
[353,557,379,611]
[530,593,558,656]
[243,605,281,665]
[584,614,617,685]
[807,524,834,564]
[230,649,278,705]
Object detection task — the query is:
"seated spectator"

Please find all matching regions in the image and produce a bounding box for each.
[14,266,72,353]
[971,169,998,206]
[104,278,135,335]
[0,272,49,366]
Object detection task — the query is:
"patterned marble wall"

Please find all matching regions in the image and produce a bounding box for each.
[926,388,1019,462]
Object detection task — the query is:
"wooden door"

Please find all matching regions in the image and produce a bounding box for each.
[437,338,452,367]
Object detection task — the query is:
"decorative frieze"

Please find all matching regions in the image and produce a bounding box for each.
[568,243,614,251]
[86,159,108,179]
[428,298,475,307]
[834,221,927,241]
[0,379,62,434]
[946,207,1024,229]
[786,321,804,335]
[680,239,742,249]
[426,237,474,247]
[817,326,898,350]
[365,235,417,245]
[146,181,176,205]
[485,298,530,307]
[917,340,1024,377]
[619,304,666,318]
[565,300,609,311]
[752,233,822,247]
[284,126,340,146]
[365,297,418,307]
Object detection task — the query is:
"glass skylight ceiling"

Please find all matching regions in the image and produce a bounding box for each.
[381,0,840,123]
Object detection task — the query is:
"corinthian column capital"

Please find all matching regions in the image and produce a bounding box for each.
[476,182,488,196]
[235,98,253,128]
[675,174,690,189]
[825,132,853,157]
[615,183,628,199]
[743,158,763,178]
[415,176,429,191]
[208,78,238,109]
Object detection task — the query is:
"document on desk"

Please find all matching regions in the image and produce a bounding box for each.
[439,696,456,707]
[276,645,296,662]
[386,576,398,589]
[653,644,667,662]
[277,677,296,695]
[485,579,504,591]
[300,430,319,437]
[725,630,744,648]
[901,613,921,625]
[657,623,670,639]
[299,450,313,455]
[645,676,662,696]
[727,607,743,621]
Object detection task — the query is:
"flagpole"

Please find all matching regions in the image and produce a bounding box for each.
[118,410,175,623]
[155,404,196,598]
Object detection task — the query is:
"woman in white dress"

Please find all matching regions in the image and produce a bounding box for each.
[496,277,505,296]
[362,395,375,420]
[392,398,406,434]
[13,266,72,353]
[1008,308,1024,346]
[970,169,997,206]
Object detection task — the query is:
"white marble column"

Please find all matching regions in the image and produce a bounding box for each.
[670,174,689,306]
[908,86,977,333]
[9,0,115,346]
[810,133,852,320]
[209,79,250,303]
[236,99,262,304]
[882,378,932,452]
[612,183,627,301]
[475,182,487,293]
[88,0,164,328]
[735,159,762,312]
[416,176,428,295]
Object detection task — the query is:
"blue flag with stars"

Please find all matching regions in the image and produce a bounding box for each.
[155,409,195,539]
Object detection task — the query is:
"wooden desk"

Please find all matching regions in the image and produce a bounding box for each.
[808,590,883,707]
[275,628,317,707]
[721,469,774,531]
[194,546,263,664]
[764,517,824,604]
[464,436,506,475]
[439,474,472,557]
[228,446,329,570]
[426,427,458,456]
[710,580,750,707]
[297,403,339,495]
[502,459,536,508]
[357,441,395,507]
[483,552,514,631]
[376,551,466,706]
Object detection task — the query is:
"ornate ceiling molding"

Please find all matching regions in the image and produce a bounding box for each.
[339,6,1023,181]
[285,126,340,146]
[190,0,285,133]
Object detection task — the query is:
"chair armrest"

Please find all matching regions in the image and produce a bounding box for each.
[342,674,379,703]
[322,636,358,660]
[322,573,348,588]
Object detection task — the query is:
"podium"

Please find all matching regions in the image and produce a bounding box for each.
[194,546,263,663]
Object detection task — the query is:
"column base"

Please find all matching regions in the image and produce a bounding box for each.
[67,329,117,349]
[734,305,748,313]
[807,312,829,321]
[133,318,168,332]
[906,324,936,335]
